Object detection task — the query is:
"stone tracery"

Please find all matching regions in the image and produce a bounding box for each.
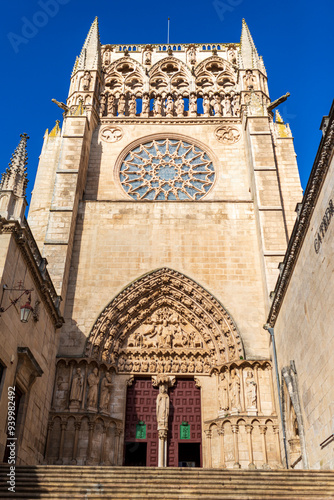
[86,268,243,374]
[119,138,215,201]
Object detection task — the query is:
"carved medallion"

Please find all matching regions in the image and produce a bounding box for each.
[215,126,241,144]
[100,126,123,143]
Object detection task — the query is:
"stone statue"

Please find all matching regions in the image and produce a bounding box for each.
[133,359,141,372]
[100,93,107,116]
[189,94,197,115]
[107,94,115,116]
[118,94,126,116]
[213,95,221,116]
[188,46,196,65]
[103,48,111,67]
[180,357,188,373]
[154,95,162,116]
[70,367,84,405]
[129,95,136,116]
[141,356,149,372]
[229,368,241,411]
[195,359,203,373]
[149,358,157,372]
[171,357,179,373]
[164,358,171,373]
[82,71,91,91]
[228,46,237,65]
[188,357,195,373]
[218,373,229,411]
[142,93,150,115]
[165,95,174,117]
[156,384,169,430]
[224,94,231,116]
[176,96,184,117]
[144,49,152,65]
[100,372,113,412]
[245,370,257,408]
[203,95,211,116]
[173,325,184,348]
[87,367,99,409]
[244,70,256,89]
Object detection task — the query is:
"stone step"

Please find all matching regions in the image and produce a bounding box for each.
[0,466,334,500]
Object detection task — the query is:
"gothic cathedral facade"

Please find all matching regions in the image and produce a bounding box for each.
[2,18,308,469]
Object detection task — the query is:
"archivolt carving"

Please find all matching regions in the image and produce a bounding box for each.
[86,269,243,375]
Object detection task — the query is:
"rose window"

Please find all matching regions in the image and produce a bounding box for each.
[119,139,215,200]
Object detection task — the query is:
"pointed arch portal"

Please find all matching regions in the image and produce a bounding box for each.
[86,268,244,374]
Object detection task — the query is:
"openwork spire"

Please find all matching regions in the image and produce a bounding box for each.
[76,17,101,73]
[0,133,29,197]
[240,19,261,70]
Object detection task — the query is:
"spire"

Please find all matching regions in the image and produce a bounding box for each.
[0,133,29,197]
[240,19,261,70]
[0,133,29,223]
[76,17,101,73]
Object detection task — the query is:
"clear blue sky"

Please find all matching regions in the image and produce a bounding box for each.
[1,0,333,201]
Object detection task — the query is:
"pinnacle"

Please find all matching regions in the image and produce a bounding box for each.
[240,19,260,69]
[1,133,29,196]
[76,17,101,73]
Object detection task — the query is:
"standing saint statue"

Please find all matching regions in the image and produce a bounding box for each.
[218,372,229,411]
[70,367,84,407]
[229,368,241,411]
[156,384,170,430]
[100,372,113,413]
[87,367,99,409]
[245,370,257,409]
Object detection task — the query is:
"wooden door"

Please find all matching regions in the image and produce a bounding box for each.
[168,378,202,467]
[124,378,159,466]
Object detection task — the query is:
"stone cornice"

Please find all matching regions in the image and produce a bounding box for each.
[267,101,334,326]
[100,117,241,126]
[0,218,64,328]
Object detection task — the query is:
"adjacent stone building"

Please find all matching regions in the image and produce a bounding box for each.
[0,17,331,471]
[0,134,63,465]
[267,100,334,470]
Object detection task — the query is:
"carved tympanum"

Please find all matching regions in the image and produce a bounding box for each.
[85,268,243,374]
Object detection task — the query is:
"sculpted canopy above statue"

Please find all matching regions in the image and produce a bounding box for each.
[85,269,243,375]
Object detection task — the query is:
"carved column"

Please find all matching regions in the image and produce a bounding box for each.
[273,425,281,466]
[114,428,122,466]
[86,421,96,465]
[259,425,268,468]
[231,424,241,469]
[109,426,116,465]
[56,419,67,464]
[204,430,212,468]
[158,429,168,467]
[100,423,107,465]
[44,420,54,463]
[245,424,255,469]
[71,421,81,465]
[254,365,262,415]
[217,427,226,468]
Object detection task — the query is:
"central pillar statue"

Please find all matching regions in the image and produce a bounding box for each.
[156,383,170,467]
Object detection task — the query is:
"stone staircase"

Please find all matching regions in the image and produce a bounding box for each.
[1,466,334,499]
